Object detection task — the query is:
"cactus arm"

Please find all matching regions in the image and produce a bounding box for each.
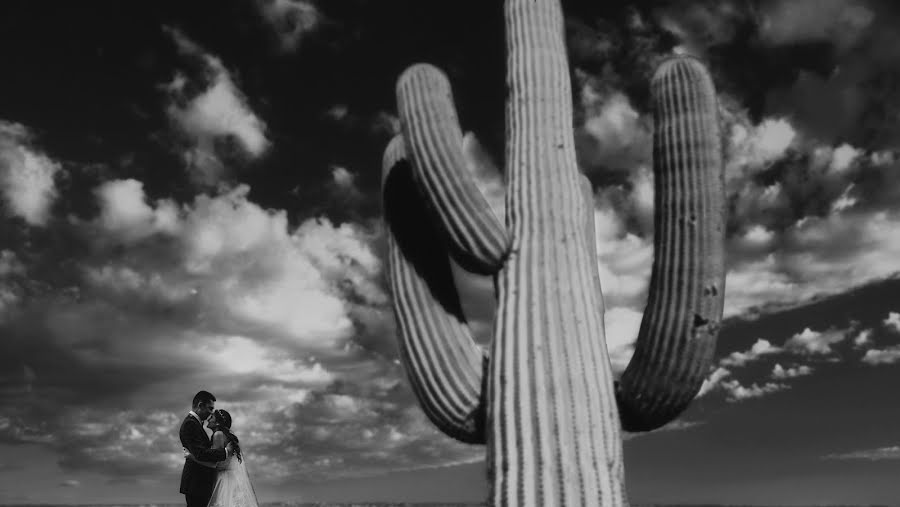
[615,56,726,432]
[382,136,488,444]
[397,64,511,275]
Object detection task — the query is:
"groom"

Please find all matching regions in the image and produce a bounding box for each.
[179,390,234,507]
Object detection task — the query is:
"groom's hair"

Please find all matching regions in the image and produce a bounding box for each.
[192,390,216,408]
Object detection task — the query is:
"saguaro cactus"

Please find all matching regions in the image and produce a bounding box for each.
[381,0,725,505]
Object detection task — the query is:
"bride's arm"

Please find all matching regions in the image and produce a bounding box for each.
[210,432,229,471]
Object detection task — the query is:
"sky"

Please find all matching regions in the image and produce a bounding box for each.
[1,0,900,504]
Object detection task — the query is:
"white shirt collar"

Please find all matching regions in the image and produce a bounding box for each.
[189,411,202,423]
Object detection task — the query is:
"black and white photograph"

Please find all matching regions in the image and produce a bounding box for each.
[1,1,899,506]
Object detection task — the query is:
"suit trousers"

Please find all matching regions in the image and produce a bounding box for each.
[185,492,211,507]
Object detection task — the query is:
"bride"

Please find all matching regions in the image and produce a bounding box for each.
[186,409,260,507]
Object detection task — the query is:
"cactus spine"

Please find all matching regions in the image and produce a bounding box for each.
[381,0,725,505]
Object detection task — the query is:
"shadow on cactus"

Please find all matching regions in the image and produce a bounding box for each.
[381,1,725,505]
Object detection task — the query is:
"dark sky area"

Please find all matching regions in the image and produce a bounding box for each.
[1,0,899,504]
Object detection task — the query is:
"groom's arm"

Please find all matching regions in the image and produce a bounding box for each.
[180,421,227,463]
[183,449,218,469]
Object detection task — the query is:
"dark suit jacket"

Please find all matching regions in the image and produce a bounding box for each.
[179,414,227,497]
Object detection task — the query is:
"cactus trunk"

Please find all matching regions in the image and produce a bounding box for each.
[489,1,626,505]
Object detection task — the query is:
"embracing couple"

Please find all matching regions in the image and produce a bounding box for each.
[179,390,260,507]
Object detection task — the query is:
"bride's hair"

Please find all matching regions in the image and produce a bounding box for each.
[213,409,243,463]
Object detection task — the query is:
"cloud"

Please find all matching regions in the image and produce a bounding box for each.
[697,367,732,398]
[726,117,798,181]
[603,306,642,375]
[164,28,270,186]
[325,104,349,122]
[254,0,321,52]
[723,209,900,317]
[758,0,875,51]
[861,346,900,366]
[327,165,364,204]
[823,446,900,461]
[0,250,24,278]
[784,327,846,355]
[331,166,355,189]
[771,363,813,379]
[654,0,751,56]
[721,379,788,402]
[89,183,387,345]
[59,479,80,488]
[884,312,900,333]
[574,69,651,174]
[0,249,24,319]
[740,224,776,249]
[830,143,862,173]
[591,204,653,309]
[720,339,782,367]
[0,121,61,226]
[370,111,401,137]
[93,179,181,243]
[853,329,873,348]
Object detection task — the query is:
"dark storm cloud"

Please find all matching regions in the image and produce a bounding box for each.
[252,0,323,53]
[162,27,272,186]
[761,1,900,147]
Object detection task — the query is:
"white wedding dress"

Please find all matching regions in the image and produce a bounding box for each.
[207,433,260,507]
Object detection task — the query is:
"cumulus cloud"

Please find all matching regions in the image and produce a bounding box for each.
[720,339,782,367]
[331,166,355,190]
[727,117,798,181]
[771,363,813,379]
[164,28,270,186]
[720,379,788,402]
[853,329,873,348]
[697,367,732,398]
[884,312,900,333]
[574,69,651,174]
[88,183,387,345]
[0,121,61,226]
[93,179,180,243]
[724,209,900,317]
[591,203,653,309]
[603,306,642,375]
[829,144,862,173]
[861,346,900,366]
[254,0,321,52]
[784,327,846,355]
